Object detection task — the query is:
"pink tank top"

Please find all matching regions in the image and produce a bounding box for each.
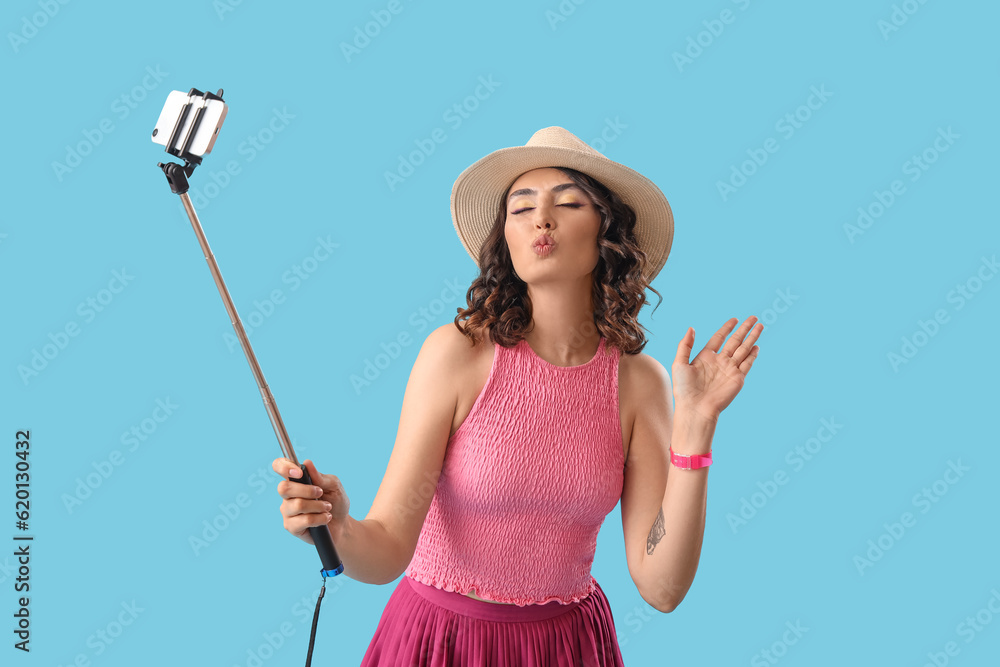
[404,335,625,606]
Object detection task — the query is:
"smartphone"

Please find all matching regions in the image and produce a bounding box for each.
[151,89,228,158]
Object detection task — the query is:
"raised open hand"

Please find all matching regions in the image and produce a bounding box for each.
[671,316,762,421]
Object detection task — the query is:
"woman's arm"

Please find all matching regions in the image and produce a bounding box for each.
[643,408,716,612]
[621,355,711,612]
[333,323,469,584]
[622,317,760,611]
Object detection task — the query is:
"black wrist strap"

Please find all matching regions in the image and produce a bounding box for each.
[304,575,327,667]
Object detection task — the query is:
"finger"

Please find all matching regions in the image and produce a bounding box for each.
[729,320,763,363]
[286,511,332,535]
[705,318,739,354]
[721,316,758,357]
[673,327,695,367]
[272,457,295,477]
[726,316,764,364]
[282,497,332,519]
[742,319,764,348]
[308,460,335,489]
[738,346,759,374]
[273,457,304,481]
[277,477,324,499]
[302,459,324,485]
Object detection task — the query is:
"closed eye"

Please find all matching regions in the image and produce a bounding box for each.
[511,203,584,215]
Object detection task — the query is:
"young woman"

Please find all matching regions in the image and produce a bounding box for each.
[273,126,762,665]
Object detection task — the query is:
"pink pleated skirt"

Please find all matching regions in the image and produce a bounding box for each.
[359,575,625,666]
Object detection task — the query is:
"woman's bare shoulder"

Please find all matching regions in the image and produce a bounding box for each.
[618,349,670,390]
[422,321,492,368]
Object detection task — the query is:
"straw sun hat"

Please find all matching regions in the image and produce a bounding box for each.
[450,126,674,283]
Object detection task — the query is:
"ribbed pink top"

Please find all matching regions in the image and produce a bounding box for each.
[404,336,624,606]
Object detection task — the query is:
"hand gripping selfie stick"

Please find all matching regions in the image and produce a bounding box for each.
[152,88,340,667]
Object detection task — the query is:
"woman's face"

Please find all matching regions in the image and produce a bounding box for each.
[503,167,602,284]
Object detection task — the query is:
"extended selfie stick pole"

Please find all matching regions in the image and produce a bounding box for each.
[154,88,344,582]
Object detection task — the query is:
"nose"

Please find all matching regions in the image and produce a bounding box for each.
[535,203,556,229]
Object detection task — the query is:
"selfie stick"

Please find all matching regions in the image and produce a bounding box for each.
[153,88,344,580]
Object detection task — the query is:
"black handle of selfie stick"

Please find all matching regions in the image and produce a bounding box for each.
[290,467,344,575]
[157,158,344,578]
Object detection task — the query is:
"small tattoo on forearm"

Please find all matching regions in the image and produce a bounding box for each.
[646,507,665,555]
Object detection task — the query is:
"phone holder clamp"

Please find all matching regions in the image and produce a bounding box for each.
[156,88,225,195]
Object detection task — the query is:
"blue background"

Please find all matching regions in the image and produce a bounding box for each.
[2,1,998,665]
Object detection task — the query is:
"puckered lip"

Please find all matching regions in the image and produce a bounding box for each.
[532,234,555,248]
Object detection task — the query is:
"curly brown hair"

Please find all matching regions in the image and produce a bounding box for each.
[452,166,663,355]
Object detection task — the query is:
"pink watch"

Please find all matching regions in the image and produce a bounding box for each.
[669,446,712,470]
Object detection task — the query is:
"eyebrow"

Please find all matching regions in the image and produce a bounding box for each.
[507,182,583,204]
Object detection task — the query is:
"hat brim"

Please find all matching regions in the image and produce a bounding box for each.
[451,144,674,283]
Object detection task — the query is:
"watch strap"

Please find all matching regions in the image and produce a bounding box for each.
[670,446,713,470]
